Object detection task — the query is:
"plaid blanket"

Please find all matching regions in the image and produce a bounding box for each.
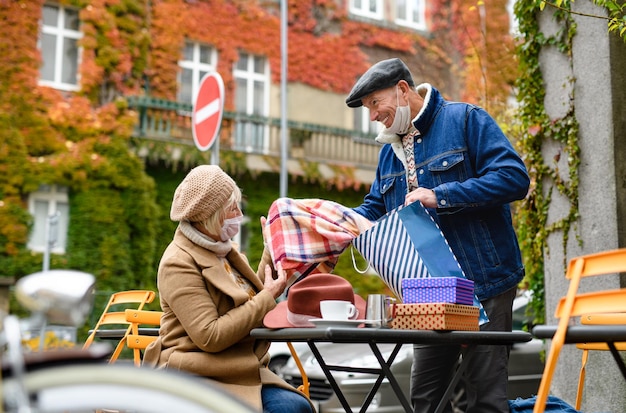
[263,198,374,285]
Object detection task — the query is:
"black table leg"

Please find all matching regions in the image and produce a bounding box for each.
[306,341,409,413]
[307,341,354,413]
[368,342,412,413]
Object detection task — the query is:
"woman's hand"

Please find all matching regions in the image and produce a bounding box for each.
[263,261,287,299]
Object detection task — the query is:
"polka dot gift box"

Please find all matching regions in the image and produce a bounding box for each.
[402,277,474,305]
[391,303,480,331]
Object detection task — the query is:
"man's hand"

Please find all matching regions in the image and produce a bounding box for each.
[405,187,437,208]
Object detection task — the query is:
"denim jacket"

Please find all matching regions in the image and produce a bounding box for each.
[353,84,530,300]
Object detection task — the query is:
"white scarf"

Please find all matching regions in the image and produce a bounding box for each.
[179,221,232,258]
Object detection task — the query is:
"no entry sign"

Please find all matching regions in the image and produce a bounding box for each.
[192,72,224,151]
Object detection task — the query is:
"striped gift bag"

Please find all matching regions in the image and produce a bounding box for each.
[352,201,488,324]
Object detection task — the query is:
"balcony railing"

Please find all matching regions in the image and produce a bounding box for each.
[126,96,380,169]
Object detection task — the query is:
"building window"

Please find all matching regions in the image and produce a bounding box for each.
[27,185,70,254]
[38,4,82,91]
[395,0,426,30]
[354,107,381,137]
[233,52,269,153]
[178,41,218,105]
[349,0,383,20]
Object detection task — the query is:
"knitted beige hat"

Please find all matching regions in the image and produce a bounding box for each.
[170,165,237,222]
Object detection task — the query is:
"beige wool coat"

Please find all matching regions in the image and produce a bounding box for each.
[143,229,310,411]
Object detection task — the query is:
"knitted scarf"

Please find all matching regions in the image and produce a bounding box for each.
[179,221,231,258]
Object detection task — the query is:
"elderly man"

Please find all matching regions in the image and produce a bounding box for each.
[347,58,530,413]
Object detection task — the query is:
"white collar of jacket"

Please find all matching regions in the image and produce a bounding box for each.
[375,83,432,144]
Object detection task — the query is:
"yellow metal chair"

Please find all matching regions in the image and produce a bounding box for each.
[125,308,163,366]
[574,312,626,409]
[83,290,156,363]
[533,248,626,413]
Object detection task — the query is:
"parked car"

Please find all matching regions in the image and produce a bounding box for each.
[271,290,544,413]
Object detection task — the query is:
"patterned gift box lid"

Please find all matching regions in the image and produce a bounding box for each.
[403,288,474,305]
[394,303,480,316]
[401,277,474,290]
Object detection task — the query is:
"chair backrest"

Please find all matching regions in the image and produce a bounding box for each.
[125,308,163,366]
[581,312,626,325]
[125,308,163,330]
[126,334,157,350]
[554,248,626,320]
[83,290,156,363]
[533,248,626,413]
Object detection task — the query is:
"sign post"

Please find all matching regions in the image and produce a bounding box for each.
[192,72,224,153]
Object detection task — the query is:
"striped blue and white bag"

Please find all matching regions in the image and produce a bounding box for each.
[352,201,488,324]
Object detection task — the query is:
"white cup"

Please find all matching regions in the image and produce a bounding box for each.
[320,300,357,320]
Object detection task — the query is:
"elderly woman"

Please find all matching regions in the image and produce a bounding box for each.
[143,165,313,413]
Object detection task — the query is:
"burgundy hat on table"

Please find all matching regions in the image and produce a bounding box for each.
[263,273,366,328]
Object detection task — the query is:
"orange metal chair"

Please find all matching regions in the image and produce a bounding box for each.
[125,308,163,366]
[574,312,626,409]
[83,290,156,363]
[533,248,626,413]
[286,342,310,398]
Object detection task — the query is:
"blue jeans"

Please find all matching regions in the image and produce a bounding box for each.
[262,386,313,413]
[508,395,581,412]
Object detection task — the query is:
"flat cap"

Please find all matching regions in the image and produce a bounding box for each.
[346,58,415,108]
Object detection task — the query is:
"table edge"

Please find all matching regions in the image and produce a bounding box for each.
[251,327,532,345]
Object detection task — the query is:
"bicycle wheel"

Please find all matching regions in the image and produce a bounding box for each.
[3,363,256,413]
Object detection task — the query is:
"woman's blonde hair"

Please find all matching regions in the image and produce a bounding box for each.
[198,186,242,235]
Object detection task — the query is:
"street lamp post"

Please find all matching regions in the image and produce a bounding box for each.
[280,0,288,197]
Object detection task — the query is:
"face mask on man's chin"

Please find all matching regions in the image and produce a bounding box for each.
[385,88,412,135]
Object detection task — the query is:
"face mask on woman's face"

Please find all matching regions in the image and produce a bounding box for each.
[220,214,244,241]
[385,86,412,135]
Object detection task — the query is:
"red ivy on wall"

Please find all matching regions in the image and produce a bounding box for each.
[0,0,516,154]
[0,0,516,258]
[147,0,432,108]
[428,0,517,110]
[5,0,515,110]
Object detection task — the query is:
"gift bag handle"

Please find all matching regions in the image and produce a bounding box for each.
[350,245,371,274]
